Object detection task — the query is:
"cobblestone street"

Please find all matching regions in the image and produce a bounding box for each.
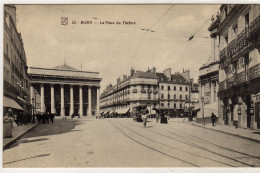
[3,117,260,167]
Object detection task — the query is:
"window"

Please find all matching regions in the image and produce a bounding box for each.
[174,95,176,99]
[180,95,182,100]
[161,85,164,90]
[161,94,164,99]
[233,23,238,37]
[161,103,164,107]
[174,103,176,109]
[168,102,170,106]
[174,86,176,91]
[185,87,188,91]
[168,86,171,90]
[224,6,228,17]
[185,95,188,100]
[168,94,170,99]
[180,87,182,91]
[180,103,182,109]
[245,12,249,28]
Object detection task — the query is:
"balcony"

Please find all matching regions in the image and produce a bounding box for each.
[220,47,227,61]
[249,63,260,80]
[249,16,260,36]
[219,80,226,91]
[227,76,235,89]
[220,28,251,62]
[235,71,246,85]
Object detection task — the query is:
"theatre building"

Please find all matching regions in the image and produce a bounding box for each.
[28,64,102,117]
[218,4,260,129]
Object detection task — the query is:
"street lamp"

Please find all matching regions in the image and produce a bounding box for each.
[32,98,35,124]
[201,96,205,125]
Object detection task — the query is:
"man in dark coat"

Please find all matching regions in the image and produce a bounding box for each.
[211,113,217,126]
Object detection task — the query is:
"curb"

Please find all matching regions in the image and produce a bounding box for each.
[3,124,38,150]
[186,122,260,143]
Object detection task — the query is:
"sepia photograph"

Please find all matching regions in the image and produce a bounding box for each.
[2,2,260,169]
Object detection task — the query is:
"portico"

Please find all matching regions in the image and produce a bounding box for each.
[28,64,102,117]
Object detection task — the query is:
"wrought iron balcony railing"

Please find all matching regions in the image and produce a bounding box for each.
[249,63,260,80]
[218,80,226,91]
[250,16,260,36]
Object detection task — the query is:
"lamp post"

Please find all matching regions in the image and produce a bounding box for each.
[32,98,35,124]
[201,96,205,125]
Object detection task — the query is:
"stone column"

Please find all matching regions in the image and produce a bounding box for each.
[60,84,65,117]
[88,86,92,116]
[211,82,215,103]
[30,85,35,114]
[70,85,74,116]
[96,87,100,116]
[51,84,56,114]
[79,85,83,117]
[40,84,45,113]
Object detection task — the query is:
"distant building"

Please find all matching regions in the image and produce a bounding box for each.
[218,4,260,129]
[3,5,31,114]
[100,67,192,117]
[100,68,159,116]
[156,68,190,117]
[28,64,102,117]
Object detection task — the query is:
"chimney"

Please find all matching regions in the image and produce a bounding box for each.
[130,67,135,76]
[150,67,156,74]
[123,75,127,81]
[163,68,171,81]
[117,77,121,84]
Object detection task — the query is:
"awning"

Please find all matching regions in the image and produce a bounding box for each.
[116,108,130,114]
[3,96,24,110]
[197,101,218,118]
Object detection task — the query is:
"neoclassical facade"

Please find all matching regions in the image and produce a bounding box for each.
[28,65,102,117]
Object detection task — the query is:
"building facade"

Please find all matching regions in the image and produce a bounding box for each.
[3,5,31,113]
[157,68,190,116]
[198,12,221,124]
[100,68,159,115]
[100,67,191,117]
[28,65,102,117]
[218,4,260,129]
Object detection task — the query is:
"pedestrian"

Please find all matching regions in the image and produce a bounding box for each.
[160,112,168,124]
[72,113,75,122]
[142,111,148,127]
[49,113,53,124]
[211,112,217,126]
[156,113,159,123]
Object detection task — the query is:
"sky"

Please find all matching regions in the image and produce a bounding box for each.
[16,4,220,92]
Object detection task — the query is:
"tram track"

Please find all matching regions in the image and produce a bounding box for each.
[108,120,199,167]
[114,120,236,167]
[119,119,257,167]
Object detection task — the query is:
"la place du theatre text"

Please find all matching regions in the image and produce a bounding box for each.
[78,20,136,25]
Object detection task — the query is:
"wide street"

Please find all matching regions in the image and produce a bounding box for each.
[3,117,260,167]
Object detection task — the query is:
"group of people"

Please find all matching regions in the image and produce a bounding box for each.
[35,112,56,124]
[139,108,169,127]
[4,109,32,126]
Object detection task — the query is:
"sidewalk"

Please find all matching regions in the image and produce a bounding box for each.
[3,124,38,150]
[171,118,260,143]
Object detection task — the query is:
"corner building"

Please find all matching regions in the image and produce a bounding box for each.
[28,65,102,117]
[3,5,31,113]
[218,4,260,129]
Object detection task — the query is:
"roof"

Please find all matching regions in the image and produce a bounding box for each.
[53,64,78,71]
[156,73,168,81]
[131,71,159,79]
[170,74,189,84]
